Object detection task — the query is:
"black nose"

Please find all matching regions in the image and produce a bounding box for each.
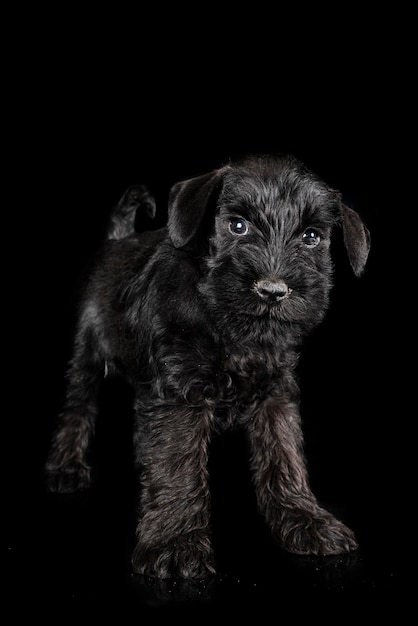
[255,279,289,301]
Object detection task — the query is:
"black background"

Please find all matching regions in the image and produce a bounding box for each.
[5,12,412,622]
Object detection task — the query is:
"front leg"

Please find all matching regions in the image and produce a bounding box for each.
[246,395,358,555]
[132,400,216,579]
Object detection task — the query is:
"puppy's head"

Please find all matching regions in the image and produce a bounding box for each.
[168,154,370,328]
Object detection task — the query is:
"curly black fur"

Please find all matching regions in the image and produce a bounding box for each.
[45,154,370,579]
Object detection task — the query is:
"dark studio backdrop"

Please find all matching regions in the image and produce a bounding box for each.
[5,28,412,620]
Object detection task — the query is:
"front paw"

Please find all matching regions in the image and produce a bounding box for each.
[278,508,358,556]
[132,537,216,579]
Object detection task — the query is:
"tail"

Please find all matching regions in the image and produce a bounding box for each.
[107,184,156,240]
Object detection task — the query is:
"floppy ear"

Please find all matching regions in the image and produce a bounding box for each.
[340,203,371,277]
[168,167,228,248]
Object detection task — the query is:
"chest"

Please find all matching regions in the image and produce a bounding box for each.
[213,348,298,428]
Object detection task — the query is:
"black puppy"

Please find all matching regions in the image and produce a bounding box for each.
[45,154,370,579]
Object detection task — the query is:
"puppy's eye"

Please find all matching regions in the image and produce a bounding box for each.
[228,218,249,236]
[302,228,320,246]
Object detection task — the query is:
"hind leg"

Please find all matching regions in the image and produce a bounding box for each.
[45,325,104,493]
